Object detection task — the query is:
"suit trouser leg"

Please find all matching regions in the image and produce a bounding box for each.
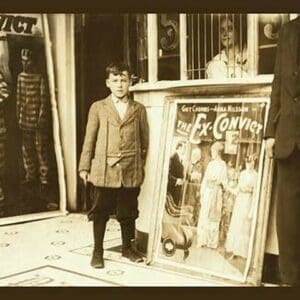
[276,149,300,286]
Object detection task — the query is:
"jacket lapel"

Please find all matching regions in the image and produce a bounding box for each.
[121,100,138,125]
[103,95,121,125]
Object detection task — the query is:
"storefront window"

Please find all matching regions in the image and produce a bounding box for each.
[136,14,148,83]
[0,14,62,220]
[257,14,290,74]
[187,14,248,80]
[127,13,294,83]
[157,14,180,81]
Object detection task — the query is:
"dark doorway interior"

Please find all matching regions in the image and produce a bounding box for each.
[75,14,125,211]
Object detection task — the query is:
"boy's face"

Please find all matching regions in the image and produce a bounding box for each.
[106,71,131,99]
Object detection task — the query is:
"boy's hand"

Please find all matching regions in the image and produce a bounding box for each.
[79,171,89,186]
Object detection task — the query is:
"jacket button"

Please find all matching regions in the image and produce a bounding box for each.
[294,97,299,102]
[293,71,298,77]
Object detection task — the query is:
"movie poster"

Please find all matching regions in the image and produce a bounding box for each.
[153,98,269,283]
[0,14,61,220]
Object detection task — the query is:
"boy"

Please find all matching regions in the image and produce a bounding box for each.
[79,62,149,268]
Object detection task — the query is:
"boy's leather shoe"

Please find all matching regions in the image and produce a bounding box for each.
[90,250,104,268]
[122,247,144,263]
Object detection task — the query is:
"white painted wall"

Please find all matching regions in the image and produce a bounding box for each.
[48,14,77,211]
[135,93,166,233]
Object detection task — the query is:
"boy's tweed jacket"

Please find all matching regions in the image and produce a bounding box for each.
[16,72,49,131]
[79,95,149,188]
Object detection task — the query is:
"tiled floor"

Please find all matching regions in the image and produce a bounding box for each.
[0,213,220,286]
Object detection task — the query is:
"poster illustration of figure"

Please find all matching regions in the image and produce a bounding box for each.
[16,48,51,200]
[219,159,239,250]
[161,139,194,260]
[167,140,186,207]
[154,98,269,283]
[0,14,62,219]
[225,154,258,260]
[184,147,203,225]
[196,141,227,249]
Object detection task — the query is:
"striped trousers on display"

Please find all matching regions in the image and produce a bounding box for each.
[22,129,49,185]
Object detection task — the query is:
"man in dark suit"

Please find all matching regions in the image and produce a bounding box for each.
[167,141,186,207]
[265,16,300,286]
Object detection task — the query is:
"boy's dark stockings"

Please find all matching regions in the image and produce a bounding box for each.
[91,218,144,268]
[91,218,107,268]
[120,219,144,263]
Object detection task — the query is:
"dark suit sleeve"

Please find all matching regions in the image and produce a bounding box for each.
[168,154,178,188]
[139,105,149,163]
[78,102,99,172]
[265,26,284,138]
[168,153,185,185]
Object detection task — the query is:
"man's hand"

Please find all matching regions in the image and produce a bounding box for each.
[265,138,275,159]
[79,170,89,186]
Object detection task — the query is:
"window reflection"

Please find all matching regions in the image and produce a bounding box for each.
[157,14,180,81]
[258,14,289,74]
[136,14,148,83]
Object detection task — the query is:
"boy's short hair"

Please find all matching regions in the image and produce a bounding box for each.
[106,62,132,79]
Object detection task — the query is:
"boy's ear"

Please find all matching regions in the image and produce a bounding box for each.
[105,78,110,88]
